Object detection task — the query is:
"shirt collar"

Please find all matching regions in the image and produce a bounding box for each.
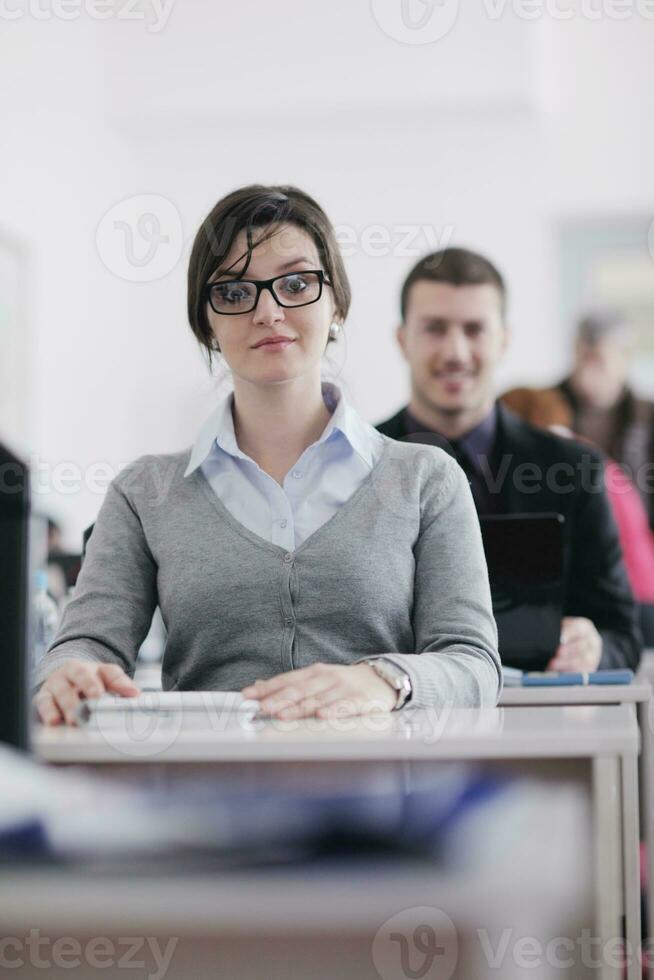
[184,396,234,477]
[318,382,378,467]
[457,403,498,461]
[401,403,498,468]
[184,382,377,477]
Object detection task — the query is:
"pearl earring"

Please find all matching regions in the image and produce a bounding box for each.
[328,323,341,341]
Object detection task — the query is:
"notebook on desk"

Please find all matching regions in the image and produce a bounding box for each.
[76,691,261,726]
[480,513,566,672]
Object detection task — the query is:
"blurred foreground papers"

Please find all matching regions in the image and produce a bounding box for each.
[0,746,586,873]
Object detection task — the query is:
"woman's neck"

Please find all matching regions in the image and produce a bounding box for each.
[232,375,331,485]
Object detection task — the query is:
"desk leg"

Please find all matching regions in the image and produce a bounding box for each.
[622,750,642,980]
[593,755,623,980]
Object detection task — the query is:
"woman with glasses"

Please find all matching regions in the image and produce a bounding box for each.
[33,185,500,726]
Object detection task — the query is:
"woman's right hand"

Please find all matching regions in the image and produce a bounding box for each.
[33,660,140,727]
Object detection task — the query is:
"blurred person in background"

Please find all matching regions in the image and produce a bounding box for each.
[378,248,641,672]
[47,517,64,556]
[46,516,82,604]
[32,186,500,727]
[44,518,67,605]
[502,386,654,646]
[505,310,654,531]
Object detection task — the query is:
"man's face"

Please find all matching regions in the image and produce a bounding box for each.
[572,337,629,409]
[398,280,508,419]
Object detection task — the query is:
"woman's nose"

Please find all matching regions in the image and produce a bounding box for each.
[252,286,284,325]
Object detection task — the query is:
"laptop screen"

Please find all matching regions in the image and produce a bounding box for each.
[0,442,30,750]
[479,513,566,671]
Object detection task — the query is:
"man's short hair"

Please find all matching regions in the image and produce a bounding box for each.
[400,247,507,320]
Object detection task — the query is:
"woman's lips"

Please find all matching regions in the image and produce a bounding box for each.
[253,338,295,351]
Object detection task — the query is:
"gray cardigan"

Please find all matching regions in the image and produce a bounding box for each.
[34,438,501,709]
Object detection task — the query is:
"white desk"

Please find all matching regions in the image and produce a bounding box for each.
[500,682,651,707]
[500,682,650,979]
[32,705,640,980]
[0,856,592,980]
[638,652,654,976]
[34,704,635,763]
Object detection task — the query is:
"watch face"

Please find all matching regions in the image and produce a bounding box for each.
[396,680,410,707]
[389,667,408,691]
[379,664,401,688]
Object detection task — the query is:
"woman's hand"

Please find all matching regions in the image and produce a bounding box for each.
[242,663,397,720]
[33,660,140,727]
[547,617,602,672]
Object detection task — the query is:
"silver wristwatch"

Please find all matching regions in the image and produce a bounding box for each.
[364,658,412,710]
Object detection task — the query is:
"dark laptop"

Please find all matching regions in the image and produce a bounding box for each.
[0,442,30,750]
[479,513,566,672]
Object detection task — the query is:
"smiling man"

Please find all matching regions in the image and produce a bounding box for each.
[377,247,641,672]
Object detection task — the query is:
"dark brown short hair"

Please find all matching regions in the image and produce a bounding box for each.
[400,247,507,320]
[187,184,351,367]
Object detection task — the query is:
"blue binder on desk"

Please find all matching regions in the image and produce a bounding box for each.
[503,667,634,687]
[480,513,566,673]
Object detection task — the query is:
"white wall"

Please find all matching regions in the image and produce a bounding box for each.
[1,1,653,548]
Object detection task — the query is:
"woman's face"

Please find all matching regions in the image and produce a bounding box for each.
[206,223,335,388]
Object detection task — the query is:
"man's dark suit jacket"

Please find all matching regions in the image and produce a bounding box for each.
[376,403,641,670]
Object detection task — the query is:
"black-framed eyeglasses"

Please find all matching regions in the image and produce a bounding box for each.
[204,270,331,316]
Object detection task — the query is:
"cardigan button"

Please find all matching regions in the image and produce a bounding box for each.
[283,553,293,563]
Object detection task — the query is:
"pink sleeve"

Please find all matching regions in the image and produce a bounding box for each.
[605,461,654,603]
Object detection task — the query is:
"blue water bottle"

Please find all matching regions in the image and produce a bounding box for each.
[32,570,59,669]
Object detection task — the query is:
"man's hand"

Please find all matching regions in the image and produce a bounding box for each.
[242,663,398,720]
[33,660,140,727]
[547,617,602,672]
